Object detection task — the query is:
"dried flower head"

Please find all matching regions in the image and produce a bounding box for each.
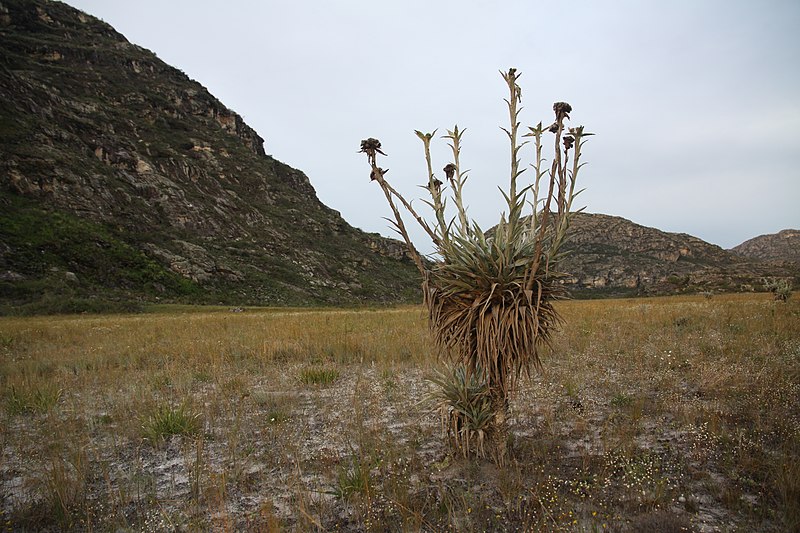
[359,138,386,157]
[553,102,572,120]
[443,163,457,180]
[563,135,575,150]
[431,178,443,191]
[548,122,559,134]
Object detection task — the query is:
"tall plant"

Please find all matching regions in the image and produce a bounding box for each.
[360,68,591,462]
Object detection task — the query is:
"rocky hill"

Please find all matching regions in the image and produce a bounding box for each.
[731,229,800,264]
[0,1,794,314]
[559,213,797,297]
[0,0,422,313]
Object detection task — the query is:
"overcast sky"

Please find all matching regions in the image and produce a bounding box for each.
[63,0,800,253]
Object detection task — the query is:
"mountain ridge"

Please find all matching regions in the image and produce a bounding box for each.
[0,0,795,314]
[559,212,797,297]
[0,0,422,313]
[731,229,800,264]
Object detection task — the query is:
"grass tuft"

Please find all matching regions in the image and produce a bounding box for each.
[141,403,201,442]
[333,456,374,501]
[298,367,340,386]
[5,383,62,415]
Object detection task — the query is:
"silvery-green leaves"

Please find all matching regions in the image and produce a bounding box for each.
[360,68,592,462]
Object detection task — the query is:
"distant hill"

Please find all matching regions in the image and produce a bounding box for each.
[0,0,421,313]
[731,230,800,264]
[0,1,794,314]
[559,213,797,297]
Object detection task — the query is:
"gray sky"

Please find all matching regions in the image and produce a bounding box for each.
[63,0,800,253]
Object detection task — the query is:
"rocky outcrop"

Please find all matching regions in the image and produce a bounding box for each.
[731,229,800,264]
[559,213,796,296]
[0,0,422,309]
[366,235,418,262]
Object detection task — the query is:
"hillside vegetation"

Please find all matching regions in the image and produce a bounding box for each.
[0,0,421,312]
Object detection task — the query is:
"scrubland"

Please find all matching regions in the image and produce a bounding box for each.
[0,293,797,532]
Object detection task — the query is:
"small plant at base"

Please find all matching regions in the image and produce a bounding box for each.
[360,68,591,463]
[763,277,792,302]
[428,365,495,459]
[142,403,201,443]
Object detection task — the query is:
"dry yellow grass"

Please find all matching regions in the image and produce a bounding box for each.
[0,294,797,531]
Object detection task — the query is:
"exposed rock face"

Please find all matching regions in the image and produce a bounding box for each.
[559,213,797,296]
[0,0,421,309]
[731,229,800,264]
[366,235,418,262]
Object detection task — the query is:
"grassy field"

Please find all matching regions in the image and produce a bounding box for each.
[0,294,797,532]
